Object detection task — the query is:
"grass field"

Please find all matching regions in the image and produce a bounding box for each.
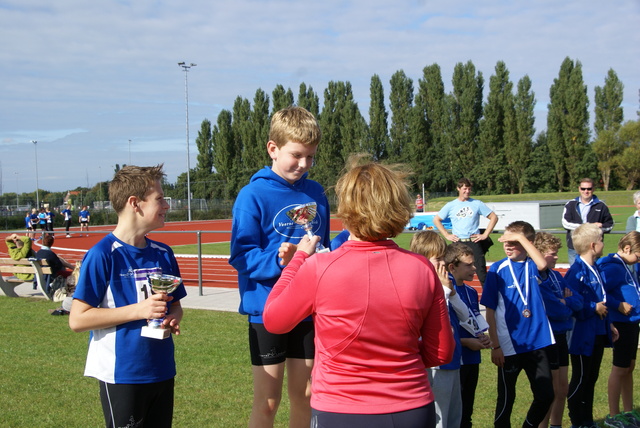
[1,297,636,427]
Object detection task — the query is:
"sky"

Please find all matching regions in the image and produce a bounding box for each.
[1,0,639,194]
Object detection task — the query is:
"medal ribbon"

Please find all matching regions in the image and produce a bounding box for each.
[507,259,529,309]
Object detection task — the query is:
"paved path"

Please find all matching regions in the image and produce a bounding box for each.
[11,282,240,313]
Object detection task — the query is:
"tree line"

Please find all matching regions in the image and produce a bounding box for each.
[175,57,639,202]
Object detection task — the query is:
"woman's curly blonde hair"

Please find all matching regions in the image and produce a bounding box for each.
[335,154,412,241]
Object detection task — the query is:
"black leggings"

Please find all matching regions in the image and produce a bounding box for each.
[311,402,436,428]
[494,349,554,428]
[567,335,606,427]
[460,363,480,428]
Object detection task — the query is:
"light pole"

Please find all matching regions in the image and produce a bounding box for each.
[178,61,196,221]
[31,140,39,208]
[128,139,132,165]
[15,171,19,208]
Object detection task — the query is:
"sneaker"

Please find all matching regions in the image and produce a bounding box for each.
[623,412,640,427]
[604,414,635,428]
[66,234,71,238]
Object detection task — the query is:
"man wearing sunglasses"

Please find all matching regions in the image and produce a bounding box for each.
[562,178,614,264]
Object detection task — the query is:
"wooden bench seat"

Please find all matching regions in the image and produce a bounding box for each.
[0,258,53,300]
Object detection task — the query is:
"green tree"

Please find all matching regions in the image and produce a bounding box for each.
[389,70,414,162]
[450,61,484,189]
[413,64,447,191]
[614,120,640,189]
[211,110,237,199]
[524,131,557,193]
[271,84,294,113]
[476,61,512,193]
[593,69,625,190]
[547,57,591,191]
[504,75,535,193]
[316,81,358,191]
[231,96,254,189]
[195,119,213,173]
[594,69,624,135]
[367,74,389,160]
[297,83,320,117]
[248,88,271,172]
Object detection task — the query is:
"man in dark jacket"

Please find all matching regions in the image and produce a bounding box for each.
[562,178,614,264]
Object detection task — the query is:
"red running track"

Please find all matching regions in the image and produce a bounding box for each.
[2,219,567,298]
[1,219,344,289]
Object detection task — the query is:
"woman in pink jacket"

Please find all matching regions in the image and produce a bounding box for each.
[264,155,455,428]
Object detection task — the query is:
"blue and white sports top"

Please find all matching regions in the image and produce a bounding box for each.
[73,233,187,384]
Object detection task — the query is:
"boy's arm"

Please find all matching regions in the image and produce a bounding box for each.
[229,209,284,281]
[69,294,174,333]
[499,231,547,272]
[164,300,183,335]
[460,335,491,351]
[485,308,504,367]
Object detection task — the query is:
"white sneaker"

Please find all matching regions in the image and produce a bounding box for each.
[66,234,71,238]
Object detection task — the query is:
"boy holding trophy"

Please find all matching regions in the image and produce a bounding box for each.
[229,106,330,428]
[69,165,186,428]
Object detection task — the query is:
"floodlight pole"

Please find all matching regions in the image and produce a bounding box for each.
[178,61,196,221]
[31,140,40,208]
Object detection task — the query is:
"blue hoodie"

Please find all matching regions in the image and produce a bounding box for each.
[538,269,583,334]
[597,253,640,324]
[229,167,330,323]
[564,257,613,356]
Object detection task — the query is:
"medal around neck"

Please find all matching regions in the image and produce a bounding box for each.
[286,202,328,253]
[141,273,182,340]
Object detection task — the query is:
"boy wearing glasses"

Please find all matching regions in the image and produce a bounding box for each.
[562,178,614,265]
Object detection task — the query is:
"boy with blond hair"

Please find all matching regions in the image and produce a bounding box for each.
[69,165,186,428]
[564,223,617,428]
[480,221,555,428]
[229,106,330,428]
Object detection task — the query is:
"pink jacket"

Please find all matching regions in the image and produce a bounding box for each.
[264,239,454,414]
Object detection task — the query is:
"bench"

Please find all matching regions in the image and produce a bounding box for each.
[0,258,53,300]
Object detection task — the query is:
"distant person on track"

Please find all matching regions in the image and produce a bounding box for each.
[78,206,90,236]
[62,204,73,237]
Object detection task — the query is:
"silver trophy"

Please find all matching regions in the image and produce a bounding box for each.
[286,202,327,252]
[140,273,182,340]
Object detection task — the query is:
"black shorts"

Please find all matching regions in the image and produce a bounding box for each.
[311,402,436,428]
[546,332,570,369]
[99,378,174,428]
[544,343,560,371]
[248,321,314,366]
[612,322,640,368]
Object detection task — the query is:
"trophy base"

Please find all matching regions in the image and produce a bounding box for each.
[141,326,171,340]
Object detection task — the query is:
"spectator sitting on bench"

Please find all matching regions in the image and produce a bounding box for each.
[36,234,74,281]
[4,233,35,281]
